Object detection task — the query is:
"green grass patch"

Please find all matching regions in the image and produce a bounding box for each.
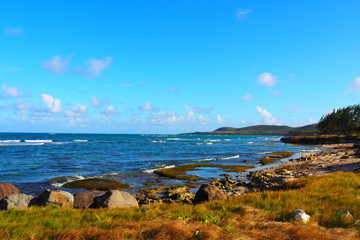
[63,178,130,191]
[258,151,294,165]
[153,163,254,181]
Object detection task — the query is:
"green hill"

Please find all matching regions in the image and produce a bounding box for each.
[184,124,319,136]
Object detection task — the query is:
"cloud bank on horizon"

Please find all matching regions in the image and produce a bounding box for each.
[0,1,359,133]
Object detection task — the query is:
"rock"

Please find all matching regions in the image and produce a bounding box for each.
[74,191,94,209]
[167,186,195,204]
[92,190,139,208]
[336,210,353,218]
[0,193,34,210]
[211,176,237,191]
[0,182,20,198]
[35,189,74,208]
[193,184,227,204]
[293,209,310,223]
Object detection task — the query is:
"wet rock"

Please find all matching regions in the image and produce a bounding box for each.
[0,182,20,199]
[0,193,34,210]
[137,194,162,206]
[167,186,194,204]
[193,184,227,204]
[35,189,74,208]
[92,190,139,208]
[247,171,287,190]
[210,176,237,191]
[74,191,94,209]
[293,209,310,223]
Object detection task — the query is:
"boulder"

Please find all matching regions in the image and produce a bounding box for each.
[35,189,74,208]
[193,184,227,204]
[92,190,139,208]
[0,193,34,210]
[293,209,310,223]
[0,182,20,198]
[74,191,94,209]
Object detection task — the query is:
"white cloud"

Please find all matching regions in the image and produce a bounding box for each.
[92,96,100,106]
[2,84,21,97]
[42,56,69,74]
[141,102,153,111]
[241,93,253,102]
[65,103,88,117]
[258,73,277,87]
[3,26,23,36]
[149,111,178,125]
[85,57,112,78]
[348,77,360,93]
[256,106,277,124]
[216,115,225,124]
[99,105,118,122]
[237,9,252,19]
[41,94,61,113]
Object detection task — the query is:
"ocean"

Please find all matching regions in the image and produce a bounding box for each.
[0,132,314,194]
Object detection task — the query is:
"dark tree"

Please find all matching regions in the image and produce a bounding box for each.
[318,104,360,134]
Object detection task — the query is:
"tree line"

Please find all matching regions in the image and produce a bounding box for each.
[318,104,360,134]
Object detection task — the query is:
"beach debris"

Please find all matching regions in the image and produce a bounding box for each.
[92,190,139,208]
[293,209,311,223]
[34,189,74,208]
[0,182,20,199]
[0,193,34,210]
[74,191,94,209]
[193,184,227,204]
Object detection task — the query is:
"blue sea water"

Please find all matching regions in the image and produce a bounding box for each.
[0,132,314,194]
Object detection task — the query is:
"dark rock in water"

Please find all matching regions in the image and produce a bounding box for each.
[34,189,74,208]
[74,191,94,209]
[193,184,227,204]
[63,178,130,191]
[0,182,20,199]
[0,193,34,210]
[91,190,139,208]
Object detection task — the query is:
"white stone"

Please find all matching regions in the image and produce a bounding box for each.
[293,209,310,223]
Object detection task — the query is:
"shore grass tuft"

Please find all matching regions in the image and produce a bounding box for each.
[259,151,294,165]
[62,178,130,191]
[153,163,254,181]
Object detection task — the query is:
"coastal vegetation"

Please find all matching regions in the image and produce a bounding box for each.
[63,178,130,191]
[318,104,360,135]
[258,151,294,165]
[153,164,254,181]
[0,172,358,239]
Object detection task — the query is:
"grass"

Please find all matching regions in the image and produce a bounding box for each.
[153,163,254,181]
[0,172,359,239]
[62,178,131,191]
[258,151,294,165]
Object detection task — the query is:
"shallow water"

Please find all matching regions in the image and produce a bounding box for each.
[0,133,314,194]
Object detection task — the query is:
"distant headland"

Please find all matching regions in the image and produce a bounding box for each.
[183,123,319,136]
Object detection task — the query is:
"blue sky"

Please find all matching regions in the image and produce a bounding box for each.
[1,0,360,134]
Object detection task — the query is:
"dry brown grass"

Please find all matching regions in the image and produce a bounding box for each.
[0,172,359,240]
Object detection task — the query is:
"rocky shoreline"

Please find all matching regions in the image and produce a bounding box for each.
[1,143,359,210]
